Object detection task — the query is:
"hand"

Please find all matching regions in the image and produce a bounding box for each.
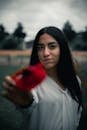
[0,76,33,107]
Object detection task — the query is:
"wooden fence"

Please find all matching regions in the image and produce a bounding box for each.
[0,50,87,65]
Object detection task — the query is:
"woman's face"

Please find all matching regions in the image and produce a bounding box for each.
[37,33,60,71]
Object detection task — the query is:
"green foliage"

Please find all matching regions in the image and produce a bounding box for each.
[0,22,26,50]
[71,33,87,51]
[62,21,76,42]
[1,36,24,50]
[62,21,87,51]
[0,24,9,41]
[82,26,87,42]
[13,22,26,39]
[0,21,87,50]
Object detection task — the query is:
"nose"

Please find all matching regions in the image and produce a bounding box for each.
[43,46,50,57]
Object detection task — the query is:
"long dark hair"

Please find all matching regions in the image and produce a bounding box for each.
[30,26,82,110]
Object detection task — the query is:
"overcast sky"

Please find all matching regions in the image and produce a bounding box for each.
[0,0,87,40]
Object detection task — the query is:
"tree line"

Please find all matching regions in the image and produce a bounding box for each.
[0,21,87,50]
[0,22,26,50]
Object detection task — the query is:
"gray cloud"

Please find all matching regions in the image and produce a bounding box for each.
[70,0,87,11]
[0,0,87,40]
[0,0,12,9]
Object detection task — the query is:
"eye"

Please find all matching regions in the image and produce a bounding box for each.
[37,44,45,51]
[48,43,58,50]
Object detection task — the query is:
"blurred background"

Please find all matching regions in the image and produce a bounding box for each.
[0,0,87,129]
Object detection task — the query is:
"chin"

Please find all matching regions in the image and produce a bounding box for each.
[44,64,56,70]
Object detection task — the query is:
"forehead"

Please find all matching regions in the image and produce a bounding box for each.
[38,33,57,43]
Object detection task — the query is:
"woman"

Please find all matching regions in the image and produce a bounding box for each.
[1,26,82,130]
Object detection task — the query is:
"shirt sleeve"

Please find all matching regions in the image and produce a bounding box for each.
[15,89,39,116]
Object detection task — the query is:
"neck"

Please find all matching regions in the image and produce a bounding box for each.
[46,68,65,90]
[46,68,58,81]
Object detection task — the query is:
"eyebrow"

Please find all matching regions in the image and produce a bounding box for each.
[38,42,57,45]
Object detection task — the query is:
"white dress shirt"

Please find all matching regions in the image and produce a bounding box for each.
[18,76,82,130]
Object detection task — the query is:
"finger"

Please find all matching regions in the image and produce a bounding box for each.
[4,76,16,86]
[2,81,14,90]
[3,80,24,96]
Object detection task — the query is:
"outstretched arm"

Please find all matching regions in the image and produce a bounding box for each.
[0,76,34,107]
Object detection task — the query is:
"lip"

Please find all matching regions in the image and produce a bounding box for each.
[42,59,53,64]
